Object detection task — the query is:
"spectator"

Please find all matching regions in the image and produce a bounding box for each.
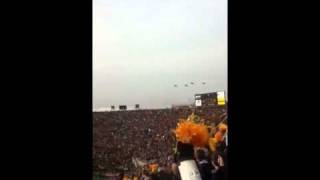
[212,154,225,180]
[196,149,214,180]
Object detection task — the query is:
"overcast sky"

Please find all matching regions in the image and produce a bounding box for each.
[93,0,227,110]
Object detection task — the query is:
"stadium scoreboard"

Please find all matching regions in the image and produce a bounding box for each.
[195,91,226,107]
[119,105,127,110]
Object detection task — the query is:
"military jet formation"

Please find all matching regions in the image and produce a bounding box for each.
[173,82,206,87]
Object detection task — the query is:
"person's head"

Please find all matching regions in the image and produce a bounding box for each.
[196,149,206,161]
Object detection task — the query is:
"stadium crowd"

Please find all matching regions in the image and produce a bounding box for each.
[93,106,227,180]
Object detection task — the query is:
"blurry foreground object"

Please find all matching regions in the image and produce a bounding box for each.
[175,121,209,147]
[175,117,209,147]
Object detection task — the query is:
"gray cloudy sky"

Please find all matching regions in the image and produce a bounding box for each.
[93,0,227,110]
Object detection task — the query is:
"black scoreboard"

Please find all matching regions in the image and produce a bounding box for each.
[195,91,226,107]
[195,92,218,107]
[119,105,127,110]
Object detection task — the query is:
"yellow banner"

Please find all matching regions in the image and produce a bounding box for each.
[217,91,225,105]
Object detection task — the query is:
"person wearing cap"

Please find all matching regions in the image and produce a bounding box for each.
[176,142,202,180]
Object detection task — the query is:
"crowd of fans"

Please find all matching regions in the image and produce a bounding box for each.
[93,106,227,180]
